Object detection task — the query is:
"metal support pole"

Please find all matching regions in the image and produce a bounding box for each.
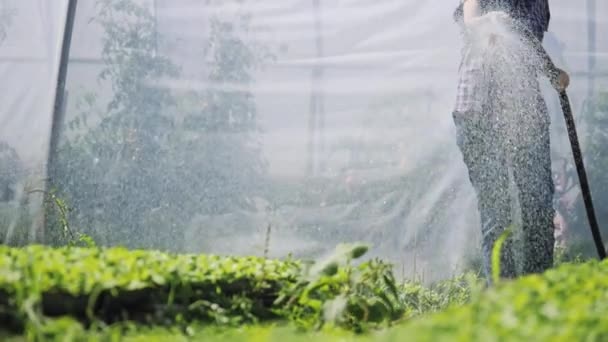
[559,91,607,260]
[153,0,158,56]
[313,0,326,173]
[306,0,325,176]
[587,0,596,101]
[43,0,78,239]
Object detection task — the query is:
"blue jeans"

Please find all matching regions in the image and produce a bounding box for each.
[453,108,555,281]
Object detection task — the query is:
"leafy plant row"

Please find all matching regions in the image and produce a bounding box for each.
[8,243,605,341]
[0,244,298,332]
[382,258,608,341]
[0,244,470,340]
[25,256,607,342]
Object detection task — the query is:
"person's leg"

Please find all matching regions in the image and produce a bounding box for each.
[511,96,555,275]
[453,111,516,281]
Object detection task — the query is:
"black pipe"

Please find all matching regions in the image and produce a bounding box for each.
[44,0,78,237]
[559,90,607,259]
[47,0,77,179]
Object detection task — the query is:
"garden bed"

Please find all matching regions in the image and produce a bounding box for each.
[4,244,605,341]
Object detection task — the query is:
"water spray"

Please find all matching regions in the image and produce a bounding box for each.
[524,23,608,260]
[480,11,607,260]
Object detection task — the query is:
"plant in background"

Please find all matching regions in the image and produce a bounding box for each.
[52,0,180,247]
[52,0,272,250]
[164,11,271,220]
[138,2,273,249]
[35,189,97,248]
[491,227,513,284]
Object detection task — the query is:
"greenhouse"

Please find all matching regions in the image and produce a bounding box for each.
[1,0,608,340]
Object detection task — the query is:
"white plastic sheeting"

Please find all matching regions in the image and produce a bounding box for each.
[0,0,69,243]
[1,0,607,280]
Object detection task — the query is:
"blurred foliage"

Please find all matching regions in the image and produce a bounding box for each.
[166,14,271,218]
[385,258,608,341]
[50,0,270,249]
[51,0,180,248]
[0,244,299,333]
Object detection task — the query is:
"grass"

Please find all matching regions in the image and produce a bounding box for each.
[0,243,606,341]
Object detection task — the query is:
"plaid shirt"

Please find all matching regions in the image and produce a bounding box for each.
[453,0,550,114]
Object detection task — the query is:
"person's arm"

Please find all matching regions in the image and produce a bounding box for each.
[460,0,569,90]
[523,30,570,91]
[463,0,481,25]
[462,0,498,29]
[461,0,508,43]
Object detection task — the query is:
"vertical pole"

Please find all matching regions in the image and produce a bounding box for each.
[559,91,606,259]
[153,0,158,56]
[587,0,596,101]
[44,0,78,240]
[307,88,317,176]
[313,0,326,173]
[307,0,325,176]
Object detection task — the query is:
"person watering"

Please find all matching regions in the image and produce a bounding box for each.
[452,0,570,281]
